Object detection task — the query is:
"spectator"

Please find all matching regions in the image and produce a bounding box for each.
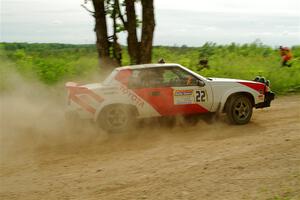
[198,59,209,70]
[279,46,293,67]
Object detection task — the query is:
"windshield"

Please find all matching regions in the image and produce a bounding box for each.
[178,65,209,81]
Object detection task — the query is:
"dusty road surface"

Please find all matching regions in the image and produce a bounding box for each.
[1,95,300,200]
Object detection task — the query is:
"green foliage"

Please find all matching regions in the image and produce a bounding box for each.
[1,43,99,86]
[1,42,300,94]
[152,42,300,94]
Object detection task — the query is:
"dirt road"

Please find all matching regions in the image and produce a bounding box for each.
[1,95,300,200]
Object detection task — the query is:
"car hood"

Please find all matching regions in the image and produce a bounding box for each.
[209,77,257,84]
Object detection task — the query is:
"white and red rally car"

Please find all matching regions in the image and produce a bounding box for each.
[65,63,274,132]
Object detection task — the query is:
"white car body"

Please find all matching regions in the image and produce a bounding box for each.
[65,63,274,125]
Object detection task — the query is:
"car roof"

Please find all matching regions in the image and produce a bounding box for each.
[116,63,181,70]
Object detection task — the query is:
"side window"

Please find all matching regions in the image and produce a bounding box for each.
[145,70,165,87]
[162,70,178,84]
[128,69,165,88]
[128,69,143,88]
[128,67,199,88]
[165,67,199,87]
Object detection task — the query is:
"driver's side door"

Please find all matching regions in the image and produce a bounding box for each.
[164,67,213,115]
[129,67,212,116]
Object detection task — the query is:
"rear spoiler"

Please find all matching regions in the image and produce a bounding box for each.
[65,82,104,112]
[65,82,83,88]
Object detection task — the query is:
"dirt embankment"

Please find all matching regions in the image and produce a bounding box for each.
[0,94,300,200]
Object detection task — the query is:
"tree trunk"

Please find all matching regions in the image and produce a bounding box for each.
[125,0,140,64]
[112,1,122,65]
[90,0,155,68]
[140,0,155,64]
[92,0,116,71]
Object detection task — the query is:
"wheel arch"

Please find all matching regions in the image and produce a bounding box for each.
[221,91,255,113]
[94,102,139,122]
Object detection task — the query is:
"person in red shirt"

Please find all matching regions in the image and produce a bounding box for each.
[279,46,293,67]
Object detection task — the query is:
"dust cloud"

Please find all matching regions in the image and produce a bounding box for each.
[0,68,162,159]
[0,66,228,163]
[0,68,111,160]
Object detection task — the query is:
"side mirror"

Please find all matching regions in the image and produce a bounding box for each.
[197,79,205,87]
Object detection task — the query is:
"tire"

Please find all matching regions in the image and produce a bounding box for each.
[98,105,136,133]
[226,95,253,125]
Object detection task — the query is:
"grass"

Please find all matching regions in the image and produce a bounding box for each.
[1,42,300,94]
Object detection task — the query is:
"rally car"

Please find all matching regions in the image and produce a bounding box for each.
[65,63,275,132]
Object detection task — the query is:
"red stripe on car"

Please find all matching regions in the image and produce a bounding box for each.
[66,85,104,114]
[134,87,208,116]
[238,82,265,93]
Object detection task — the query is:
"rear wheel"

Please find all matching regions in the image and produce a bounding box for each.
[226,95,253,125]
[99,105,136,133]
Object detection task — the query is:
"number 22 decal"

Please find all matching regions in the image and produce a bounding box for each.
[195,90,206,102]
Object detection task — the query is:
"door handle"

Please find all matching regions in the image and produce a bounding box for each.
[151,91,160,96]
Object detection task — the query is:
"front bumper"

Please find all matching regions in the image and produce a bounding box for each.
[255,92,275,108]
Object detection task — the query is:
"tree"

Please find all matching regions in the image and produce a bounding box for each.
[92,0,117,71]
[140,0,155,64]
[123,0,155,64]
[83,0,155,68]
[82,0,122,71]
[124,0,139,64]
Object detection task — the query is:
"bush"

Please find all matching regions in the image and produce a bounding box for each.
[1,42,299,94]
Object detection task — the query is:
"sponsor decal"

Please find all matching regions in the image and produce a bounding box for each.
[174,89,194,105]
[173,89,207,105]
[174,90,193,96]
[119,85,145,108]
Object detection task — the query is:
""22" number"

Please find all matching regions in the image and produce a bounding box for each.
[196,90,206,102]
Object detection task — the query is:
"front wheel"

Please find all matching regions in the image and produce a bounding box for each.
[98,105,136,133]
[226,95,253,125]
